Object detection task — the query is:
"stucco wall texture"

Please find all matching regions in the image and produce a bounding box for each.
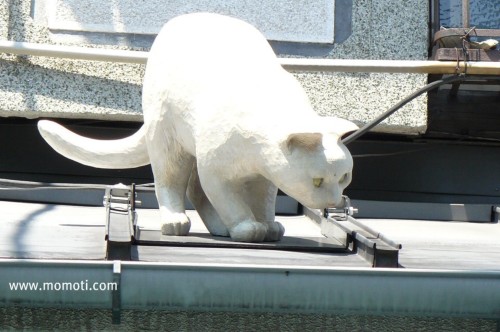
[0,1,429,133]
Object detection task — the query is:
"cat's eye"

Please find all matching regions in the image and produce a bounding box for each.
[313,178,324,188]
[339,173,349,183]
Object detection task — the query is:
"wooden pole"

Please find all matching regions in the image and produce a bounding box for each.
[279,58,500,76]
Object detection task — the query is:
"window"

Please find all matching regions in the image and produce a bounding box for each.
[439,0,500,29]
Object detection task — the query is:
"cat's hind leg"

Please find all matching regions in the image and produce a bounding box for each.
[148,138,194,236]
[187,163,229,237]
[197,168,267,242]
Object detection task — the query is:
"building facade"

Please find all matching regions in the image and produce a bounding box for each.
[0,1,428,133]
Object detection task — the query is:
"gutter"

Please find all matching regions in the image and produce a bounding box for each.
[1,259,499,320]
[1,40,500,75]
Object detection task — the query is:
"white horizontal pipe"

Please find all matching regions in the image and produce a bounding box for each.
[279,58,500,75]
[1,40,500,75]
[0,40,149,64]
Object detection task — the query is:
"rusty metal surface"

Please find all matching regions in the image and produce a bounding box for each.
[434,48,500,62]
[432,27,500,62]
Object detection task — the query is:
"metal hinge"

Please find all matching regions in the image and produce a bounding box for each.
[324,195,358,221]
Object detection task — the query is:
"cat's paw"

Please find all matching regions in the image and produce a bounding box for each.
[160,212,191,236]
[264,221,285,242]
[229,220,267,242]
[206,223,230,237]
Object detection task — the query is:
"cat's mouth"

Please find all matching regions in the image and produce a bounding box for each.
[299,194,344,210]
[327,195,347,209]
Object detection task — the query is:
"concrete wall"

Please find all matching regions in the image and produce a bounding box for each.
[0,0,429,133]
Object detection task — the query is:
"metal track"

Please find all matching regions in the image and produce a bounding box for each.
[104,184,401,268]
[304,207,401,268]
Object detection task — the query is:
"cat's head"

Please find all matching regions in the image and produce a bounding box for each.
[276,117,358,209]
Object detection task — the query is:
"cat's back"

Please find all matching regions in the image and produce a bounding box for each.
[146,13,280,79]
[141,12,313,141]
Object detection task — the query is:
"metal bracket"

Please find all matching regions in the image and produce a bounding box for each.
[324,195,358,221]
[492,206,500,223]
[111,260,122,324]
[104,184,141,260]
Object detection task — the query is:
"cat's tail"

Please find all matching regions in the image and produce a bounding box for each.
[37,120,150,169]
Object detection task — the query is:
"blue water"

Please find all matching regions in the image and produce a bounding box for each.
[440,0,500,28]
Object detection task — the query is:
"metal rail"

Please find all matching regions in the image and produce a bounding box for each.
[1,40,500,75]
[304,207,401,268]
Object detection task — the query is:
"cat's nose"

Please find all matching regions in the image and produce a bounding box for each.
[327,190,344,208]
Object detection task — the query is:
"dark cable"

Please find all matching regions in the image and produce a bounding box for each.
[342,74,467,145]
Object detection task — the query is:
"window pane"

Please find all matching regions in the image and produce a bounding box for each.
[440,0,499,28]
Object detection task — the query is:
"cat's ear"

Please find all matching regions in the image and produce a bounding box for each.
[321,117,359,139]
[285,132,323,153]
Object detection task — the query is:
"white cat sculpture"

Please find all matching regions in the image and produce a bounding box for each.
[38,13,358,242]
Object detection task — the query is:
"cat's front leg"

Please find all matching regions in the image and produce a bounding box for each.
[243,178,285,242]
[198,169,267,242]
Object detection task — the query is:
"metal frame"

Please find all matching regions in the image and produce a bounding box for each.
[101,185,400,267]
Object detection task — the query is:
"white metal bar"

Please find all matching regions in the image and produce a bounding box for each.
[1,40,500,75]
[0,40,149,64]
[279,58,500,75]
